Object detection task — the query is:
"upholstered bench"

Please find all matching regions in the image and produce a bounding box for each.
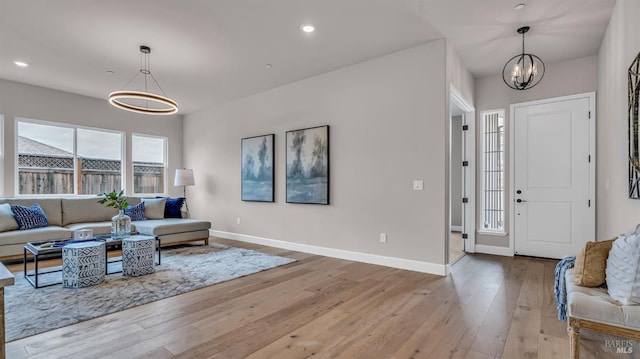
[565,268,640,358]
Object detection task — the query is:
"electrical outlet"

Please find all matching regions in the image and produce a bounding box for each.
[413,180,424,191]
[236,217,241,225]
[380,233,387,243]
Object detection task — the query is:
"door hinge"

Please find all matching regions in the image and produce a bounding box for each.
[462,161,469,167]
[462,233,468,239]
[588,199,591,207]
[588,155,591,163]
[462,197,469,203]
[462,125,469,131]
[588,111,591,119]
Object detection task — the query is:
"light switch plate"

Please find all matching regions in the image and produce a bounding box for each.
[413,180,424,191]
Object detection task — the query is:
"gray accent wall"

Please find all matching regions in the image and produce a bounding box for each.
[184,40,465,266]
[596,0,640,240]
[0,79,184,197]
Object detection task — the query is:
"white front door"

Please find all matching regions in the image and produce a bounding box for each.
[512,93,595,259]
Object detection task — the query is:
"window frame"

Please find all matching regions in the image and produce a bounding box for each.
[479,109,506,236]
[131,133,168,196]
[15,118,125,197]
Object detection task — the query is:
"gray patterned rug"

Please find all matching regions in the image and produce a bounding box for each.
[4,243,295,342]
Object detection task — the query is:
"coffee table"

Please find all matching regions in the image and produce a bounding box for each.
[23,235,161,288]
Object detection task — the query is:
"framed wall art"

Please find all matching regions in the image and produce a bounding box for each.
[286,125,329,204]
[628,51,639,198]
[241,134,275,202]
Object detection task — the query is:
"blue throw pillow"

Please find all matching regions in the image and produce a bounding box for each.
[157,196,185,218]
[124,202,146,221]
[11,203,49,230]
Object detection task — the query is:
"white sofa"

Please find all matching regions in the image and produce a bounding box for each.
[0,197,211,258]
[565,268,640,358]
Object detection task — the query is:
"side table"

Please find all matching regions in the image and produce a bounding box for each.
[62,241,106,288]
[122,236,156,277]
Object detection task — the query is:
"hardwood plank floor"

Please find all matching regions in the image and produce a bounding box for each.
[3,238,637,358]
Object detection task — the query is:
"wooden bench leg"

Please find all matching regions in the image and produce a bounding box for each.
[568,317,580,359]
[204,237,209,245]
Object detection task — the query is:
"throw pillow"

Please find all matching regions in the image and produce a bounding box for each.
[574,238,615,287]
[142,198,166,219]
[11,203,49,230]
[124,202,146,221]
[0,203,19,232]
[161,197,185,218]
[606,225,640,305]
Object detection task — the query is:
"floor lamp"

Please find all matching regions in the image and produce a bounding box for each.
[174,169,195,218]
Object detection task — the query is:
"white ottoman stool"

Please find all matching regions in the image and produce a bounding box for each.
[62,241,106,288]
[122,236,156,277]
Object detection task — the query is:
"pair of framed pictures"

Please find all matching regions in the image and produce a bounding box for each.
[241,125,329,205]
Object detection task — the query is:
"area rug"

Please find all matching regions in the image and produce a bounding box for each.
[4,243,295,342]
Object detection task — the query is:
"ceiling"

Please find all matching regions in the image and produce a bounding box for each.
[0,0,615,115]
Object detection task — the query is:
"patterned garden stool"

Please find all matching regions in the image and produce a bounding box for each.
[122,236,156,277]
[62,241,106,288]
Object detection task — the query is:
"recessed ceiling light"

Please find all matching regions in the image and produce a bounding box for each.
[13,60,28,67]
[514,3,525,10]
[106,70,115,75]
[265,64,273,68]
[301,24,315,33]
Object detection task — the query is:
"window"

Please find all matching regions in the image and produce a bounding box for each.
[132,134,167,194]
[77,128,123,195]
[481,110,505,233]
[17,119,123,195]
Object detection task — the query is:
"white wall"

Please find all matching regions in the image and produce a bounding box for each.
[185,40,450,271]
[597,0,640,239]
[474,55,598,247]
[0,79,184,197]
[446,42,475,106]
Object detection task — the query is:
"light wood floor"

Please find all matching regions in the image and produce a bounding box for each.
[3,238,635,358]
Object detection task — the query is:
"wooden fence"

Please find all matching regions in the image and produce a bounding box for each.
[18,156,164,195]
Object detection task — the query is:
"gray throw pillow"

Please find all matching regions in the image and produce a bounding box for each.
[142,198,166,220]
[0,203,19,232]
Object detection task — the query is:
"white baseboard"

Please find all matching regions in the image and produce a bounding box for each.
[474,244,514,257]
[210,230,447,276]
[450,225,463,232]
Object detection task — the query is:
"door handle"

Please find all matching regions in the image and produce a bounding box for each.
[516,199,527,203]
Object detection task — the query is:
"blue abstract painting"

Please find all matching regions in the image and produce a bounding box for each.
[286,125,329,204]
[241,134,274,202]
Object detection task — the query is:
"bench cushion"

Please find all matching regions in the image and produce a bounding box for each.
[567,268,640,329]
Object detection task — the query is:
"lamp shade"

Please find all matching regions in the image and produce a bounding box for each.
[174,169,195,187]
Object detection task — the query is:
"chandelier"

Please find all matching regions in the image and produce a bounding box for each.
[109,46,178,115]
[502,26,545,90]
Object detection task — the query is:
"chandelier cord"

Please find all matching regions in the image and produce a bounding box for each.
[108,45,178,115]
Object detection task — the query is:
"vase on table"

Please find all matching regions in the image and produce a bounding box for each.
[111,209,131,239]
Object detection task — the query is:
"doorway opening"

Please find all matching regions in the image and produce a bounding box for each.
[448,86,475,267]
